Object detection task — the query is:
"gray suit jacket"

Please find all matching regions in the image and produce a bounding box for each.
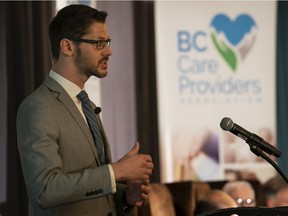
[17,77,131,216]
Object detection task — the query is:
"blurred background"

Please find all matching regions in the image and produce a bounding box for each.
[1,1,288,215]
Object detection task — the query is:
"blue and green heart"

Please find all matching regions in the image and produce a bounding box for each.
[210,14,257,72]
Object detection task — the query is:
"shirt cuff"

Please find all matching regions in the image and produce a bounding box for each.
[108,164,116,193]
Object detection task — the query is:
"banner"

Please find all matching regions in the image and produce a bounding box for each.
[155,1,277,183]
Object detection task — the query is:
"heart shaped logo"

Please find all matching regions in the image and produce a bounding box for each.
[210,14,257,71]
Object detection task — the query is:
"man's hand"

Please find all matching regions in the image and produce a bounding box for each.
[125,180,150,207]
[112,142,154,182]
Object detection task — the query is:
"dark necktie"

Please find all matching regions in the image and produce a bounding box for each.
[77,90,105,164]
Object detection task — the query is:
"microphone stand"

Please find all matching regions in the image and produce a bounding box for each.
[249,144,288,184]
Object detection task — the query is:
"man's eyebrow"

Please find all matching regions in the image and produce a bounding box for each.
[96,36,110,40]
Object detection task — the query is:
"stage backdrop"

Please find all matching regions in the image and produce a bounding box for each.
[155,1,277,183]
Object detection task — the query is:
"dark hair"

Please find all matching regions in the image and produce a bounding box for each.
[262,175,288,200]
[48,4,108,60]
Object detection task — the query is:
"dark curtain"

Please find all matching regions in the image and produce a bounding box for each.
[276,1,288,176]
[134,1,160,183]
[1,1,55,215]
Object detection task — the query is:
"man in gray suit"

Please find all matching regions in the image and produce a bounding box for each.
[16,4,153,216]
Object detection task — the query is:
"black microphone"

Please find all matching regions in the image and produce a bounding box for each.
[94,107,102,114]
[220,117,281,158]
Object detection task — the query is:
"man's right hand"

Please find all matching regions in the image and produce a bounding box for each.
[111,142,154,182]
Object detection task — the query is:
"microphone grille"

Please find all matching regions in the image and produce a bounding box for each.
[220,117,234,131]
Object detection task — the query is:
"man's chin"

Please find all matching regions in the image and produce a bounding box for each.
[99,71,108,78]
[90,70,108,78]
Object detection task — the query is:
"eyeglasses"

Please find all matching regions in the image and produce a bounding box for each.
[234,198,256,207]
[67,37,111,50]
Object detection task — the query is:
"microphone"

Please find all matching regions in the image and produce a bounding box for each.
[94,107,102,114]
[220,117,281,158]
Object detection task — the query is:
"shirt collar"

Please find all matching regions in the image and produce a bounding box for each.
[49,70,83,102]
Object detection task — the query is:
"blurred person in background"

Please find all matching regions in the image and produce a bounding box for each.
[262,175,288,207]
[194,189,237,215]
[222,181,256,207]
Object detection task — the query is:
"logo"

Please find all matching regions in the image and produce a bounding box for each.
[210,14,257,72]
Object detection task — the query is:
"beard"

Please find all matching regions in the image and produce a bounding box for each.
[74,46,108,79]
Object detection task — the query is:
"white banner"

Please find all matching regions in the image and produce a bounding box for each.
[155,1,276,183]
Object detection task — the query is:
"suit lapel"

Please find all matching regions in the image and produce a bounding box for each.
[43,77,103,165]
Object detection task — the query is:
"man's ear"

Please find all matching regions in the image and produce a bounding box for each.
[59,38,74,57]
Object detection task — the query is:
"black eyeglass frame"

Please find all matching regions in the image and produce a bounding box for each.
[66,37,111,50]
